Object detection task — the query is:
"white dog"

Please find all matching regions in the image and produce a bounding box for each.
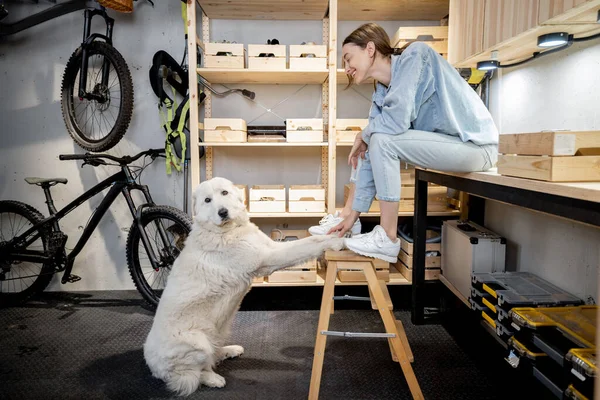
[143,177,344,396]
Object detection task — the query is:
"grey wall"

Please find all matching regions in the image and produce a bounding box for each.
[487,39,600,303]
[0,1,438,291]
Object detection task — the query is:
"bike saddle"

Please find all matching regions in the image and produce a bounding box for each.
[25,177,68,186]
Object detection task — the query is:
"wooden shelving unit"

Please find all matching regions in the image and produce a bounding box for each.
[196,68,329,84]
[186,0,455,287]
[198,142,328,147]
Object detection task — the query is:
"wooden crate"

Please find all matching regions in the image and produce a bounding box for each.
[288,185,325,213]
[204,118,247,142]
[497,130,600,182]
[249,185,286,213]
[391,26,448,59]
[394,259,441,283]
[336,119,368,143]
[399,230,442,254]
[289,44,327,70]
[203,42,245,68]
[234,184,248,207]
[248,44,286,70]
[286,118,324,142]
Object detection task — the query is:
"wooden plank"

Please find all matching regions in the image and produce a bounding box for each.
[362,264,424,399]
[439,274,471,308]
[325,250,389,268]
[428,168,600,203]
[198,0,329,20]
[389,319,414,363]
[308,260,338,400]
[368,280,394,310]
[454,23,600,68]
[448,0,485,65]
[497,154,600,182]
[539,0,600,24]
[483,0,539,50]
[196,68,328,84]
[499,131,600,156]
[339,0,449,21]
[267,269,318,283]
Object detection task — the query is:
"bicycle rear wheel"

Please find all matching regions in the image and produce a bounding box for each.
[0,201,54,307]
[126,206,192,308]
[61,41,134,152]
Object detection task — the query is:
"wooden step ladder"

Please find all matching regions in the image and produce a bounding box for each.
[308,250,423,399]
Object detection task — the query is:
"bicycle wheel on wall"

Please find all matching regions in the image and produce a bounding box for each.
[0,201,54,307]
[126,206,192,308]
[61,41,134,152]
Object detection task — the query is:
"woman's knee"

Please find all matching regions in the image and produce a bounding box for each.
[369,133,396,159]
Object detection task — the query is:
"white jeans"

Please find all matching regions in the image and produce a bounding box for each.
[351,130,498,213]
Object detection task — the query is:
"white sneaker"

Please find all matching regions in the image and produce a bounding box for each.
[344,225,400,263]
[308,211,361,236]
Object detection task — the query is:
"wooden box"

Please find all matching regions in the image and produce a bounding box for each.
[336,119,368,143]
[498,130,600,182]
[286,118,324,142]
[394,229,442,283]
[204,118,247,142]
[203,42,245,69]
[288,185,325,213]
[267,229,317,282]
[288,44,327,70]
[391,26,448,59]
[249,185,286,213]
[248,44,286,70]
[234,184,248,207]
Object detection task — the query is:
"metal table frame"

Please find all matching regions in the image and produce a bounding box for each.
[411,169,600,325]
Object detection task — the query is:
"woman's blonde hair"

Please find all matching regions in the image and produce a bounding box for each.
[342,22,407,88]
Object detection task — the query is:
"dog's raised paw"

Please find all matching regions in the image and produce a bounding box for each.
[201,371,226,388]
[222,345,244,359]
[328,237,345,251]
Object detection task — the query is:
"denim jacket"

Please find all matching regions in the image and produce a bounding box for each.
[362,42,498,146]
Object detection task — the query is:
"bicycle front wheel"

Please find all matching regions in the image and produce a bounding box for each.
[126,206,192,308]
[61,41,134,152]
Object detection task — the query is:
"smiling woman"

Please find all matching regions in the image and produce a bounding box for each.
[310,22,500,264]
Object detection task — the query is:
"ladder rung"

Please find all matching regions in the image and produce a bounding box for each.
[320,330,396,338]
[332,295,371,301]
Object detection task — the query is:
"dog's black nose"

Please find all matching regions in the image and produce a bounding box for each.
[218,208,229,219]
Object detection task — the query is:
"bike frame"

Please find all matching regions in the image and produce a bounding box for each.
[0,0,87,37]
[2,166,168,284]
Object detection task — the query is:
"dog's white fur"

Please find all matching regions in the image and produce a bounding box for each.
[143,177,344,396]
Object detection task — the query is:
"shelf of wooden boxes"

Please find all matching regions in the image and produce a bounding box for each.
[187,0,461,286]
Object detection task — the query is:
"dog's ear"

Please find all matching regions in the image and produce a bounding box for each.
[233,185,245,205]
[192,187,201,217]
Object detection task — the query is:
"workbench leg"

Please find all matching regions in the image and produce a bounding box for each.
[411,169,428,325]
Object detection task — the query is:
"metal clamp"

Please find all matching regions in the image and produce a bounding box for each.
[320,330,396,338]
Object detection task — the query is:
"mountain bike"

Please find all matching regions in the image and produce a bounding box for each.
[0,148,192,308]
[0,0,136,152]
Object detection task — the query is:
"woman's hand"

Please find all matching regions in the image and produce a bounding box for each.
[348,131,367,168]
[327,212,359,238]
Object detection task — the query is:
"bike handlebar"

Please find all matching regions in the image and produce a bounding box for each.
[59,148,165,165]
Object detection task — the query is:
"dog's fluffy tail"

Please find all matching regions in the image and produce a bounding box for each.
[166,369,202,397]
